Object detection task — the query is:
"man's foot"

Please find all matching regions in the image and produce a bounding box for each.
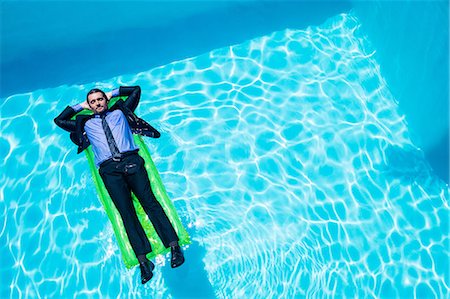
[170,245,185,268]
[139,260,155,284]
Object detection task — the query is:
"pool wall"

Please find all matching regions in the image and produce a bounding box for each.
[351,0,449,183]
[0,1,351,98]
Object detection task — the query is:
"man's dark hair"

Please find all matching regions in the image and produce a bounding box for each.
[86,88,108,102]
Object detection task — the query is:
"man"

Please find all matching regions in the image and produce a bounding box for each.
[54,86,184,284]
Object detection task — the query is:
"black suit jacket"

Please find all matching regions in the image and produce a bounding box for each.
[54,86,160,154]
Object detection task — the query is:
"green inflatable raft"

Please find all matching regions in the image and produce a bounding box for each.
[73,96,190,269]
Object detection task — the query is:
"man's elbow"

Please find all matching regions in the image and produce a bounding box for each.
[134,86,141,98]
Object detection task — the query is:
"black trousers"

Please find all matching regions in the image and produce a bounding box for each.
[99,152,179,256]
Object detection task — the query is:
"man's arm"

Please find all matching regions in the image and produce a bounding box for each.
[117,86,141,112]
[54,102,90,132]
[54,106,78,132]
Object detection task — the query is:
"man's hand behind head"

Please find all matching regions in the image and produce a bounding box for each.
[80,101,93,111]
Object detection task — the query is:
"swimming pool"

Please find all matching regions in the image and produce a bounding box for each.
[1,1,449,298]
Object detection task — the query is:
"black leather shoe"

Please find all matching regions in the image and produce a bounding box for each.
[139,260,155,284]
[170,245,185,268]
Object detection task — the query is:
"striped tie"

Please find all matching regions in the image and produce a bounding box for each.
[101,113,121,159]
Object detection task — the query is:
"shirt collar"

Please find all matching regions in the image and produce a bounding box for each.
[95,110,109,118]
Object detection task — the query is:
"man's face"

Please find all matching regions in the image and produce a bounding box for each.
[87,92,108,114]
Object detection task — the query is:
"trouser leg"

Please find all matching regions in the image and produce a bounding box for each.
[124,155,179,248]
[99,165,152,256]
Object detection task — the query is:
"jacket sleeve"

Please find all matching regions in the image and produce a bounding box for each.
[119,86,141,112]
[148,124,161,138]
[54,106,77,132]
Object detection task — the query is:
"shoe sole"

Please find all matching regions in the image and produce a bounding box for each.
[171,257,185,268]
[142,272,153,284]
[141,262,156,284]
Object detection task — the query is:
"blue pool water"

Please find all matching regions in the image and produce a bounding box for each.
[1,2,449,299]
